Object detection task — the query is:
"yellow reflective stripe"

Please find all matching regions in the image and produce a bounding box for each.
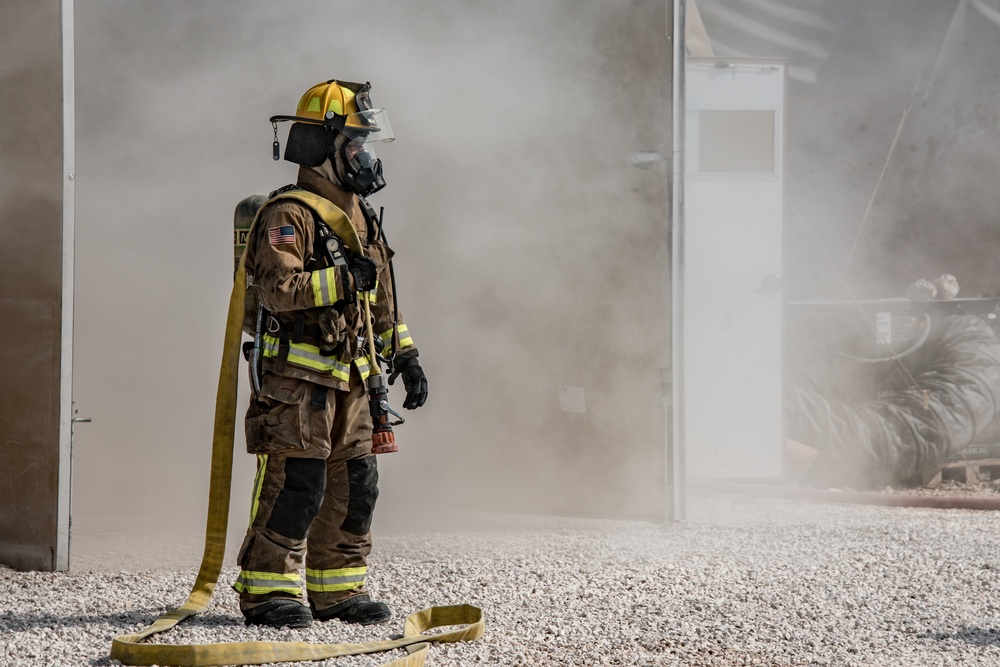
[261,334,351,380]
[233,570,302,596]
[249,454,268,525]
[353,356,370,378]
[237,570,301,584]
[352,355,374,381]
[232,583,301,595]
[397,326,413,348]
[305,566,367,593]
[378,324,414,351]
[355,279,378,305]
[311,267,340,307]
[259,334,375,382]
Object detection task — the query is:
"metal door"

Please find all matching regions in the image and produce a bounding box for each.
[683,59,785,479]
[0,0,75,571]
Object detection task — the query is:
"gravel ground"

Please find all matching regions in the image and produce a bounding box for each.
[4,491,1000,666]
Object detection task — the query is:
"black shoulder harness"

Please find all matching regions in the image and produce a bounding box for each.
[357,196,380,245]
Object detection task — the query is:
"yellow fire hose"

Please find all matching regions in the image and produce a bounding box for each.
[109,213,483,666]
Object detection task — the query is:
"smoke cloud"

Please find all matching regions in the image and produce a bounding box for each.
[698,0,1000,298]
[70,0,671,565]
[67,0,1000,567]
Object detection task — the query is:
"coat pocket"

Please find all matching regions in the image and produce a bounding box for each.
[364,239,393,271]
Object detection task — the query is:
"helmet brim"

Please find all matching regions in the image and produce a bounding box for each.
[270,108,394,143]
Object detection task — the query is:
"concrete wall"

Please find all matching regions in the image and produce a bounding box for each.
[0,0,70,571]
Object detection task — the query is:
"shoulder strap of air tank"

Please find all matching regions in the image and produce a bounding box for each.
[357,196,380,242]
[270,189,364,255]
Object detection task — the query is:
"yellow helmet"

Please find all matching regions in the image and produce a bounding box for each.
[271,79,394,142]
[296,81,360,124]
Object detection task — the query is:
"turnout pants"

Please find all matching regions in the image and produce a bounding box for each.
[233,368,378,614]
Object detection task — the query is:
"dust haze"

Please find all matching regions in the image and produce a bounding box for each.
[69,0,670,564]
[731,0,1000,300]
[64,0,1000,567]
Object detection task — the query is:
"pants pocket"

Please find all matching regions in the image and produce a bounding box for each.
[245,376,311,454]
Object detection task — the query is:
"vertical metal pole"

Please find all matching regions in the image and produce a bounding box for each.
[667,0,687,523]
[56,0,76,571]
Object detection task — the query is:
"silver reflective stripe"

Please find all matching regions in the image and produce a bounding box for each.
[236,573,301,591]
[379,324,413,349]
[313,267,336,306]
[305,572,366,587]
[261,334,351,379]
[240,577,300,590]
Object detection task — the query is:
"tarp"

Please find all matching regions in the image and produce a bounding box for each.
[786,314,1000,488]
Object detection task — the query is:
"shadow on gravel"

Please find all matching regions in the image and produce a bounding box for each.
[0,609,162,631]
[0,610,244,632]
[919,627,1000,646]
[159,612,246,629]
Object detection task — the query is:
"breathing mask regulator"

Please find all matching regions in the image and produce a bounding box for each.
[271,79,394,196]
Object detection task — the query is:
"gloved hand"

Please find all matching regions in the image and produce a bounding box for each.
[388,351,428,409]
[318,308,348,345]
[348,255,378,291]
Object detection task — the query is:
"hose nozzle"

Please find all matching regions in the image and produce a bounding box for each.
[367,374,403,454]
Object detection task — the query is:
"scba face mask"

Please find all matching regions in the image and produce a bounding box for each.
[332,133,387,196]
[334,107,393,196]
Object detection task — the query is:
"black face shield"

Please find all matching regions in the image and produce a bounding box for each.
[283,122,329,167]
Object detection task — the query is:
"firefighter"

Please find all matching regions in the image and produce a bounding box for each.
[234,80,428,629]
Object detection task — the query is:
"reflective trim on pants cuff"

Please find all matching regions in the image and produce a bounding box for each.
[233,570,303,596]
[305,566,367,593]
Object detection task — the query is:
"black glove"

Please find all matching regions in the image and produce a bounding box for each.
[348,255,378,291]
[388,352,428,409]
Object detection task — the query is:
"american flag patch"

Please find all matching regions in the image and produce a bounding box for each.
[269,225,296,245]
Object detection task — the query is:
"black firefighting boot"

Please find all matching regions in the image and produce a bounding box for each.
[243,598,313,629]
[311,594,391,625]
